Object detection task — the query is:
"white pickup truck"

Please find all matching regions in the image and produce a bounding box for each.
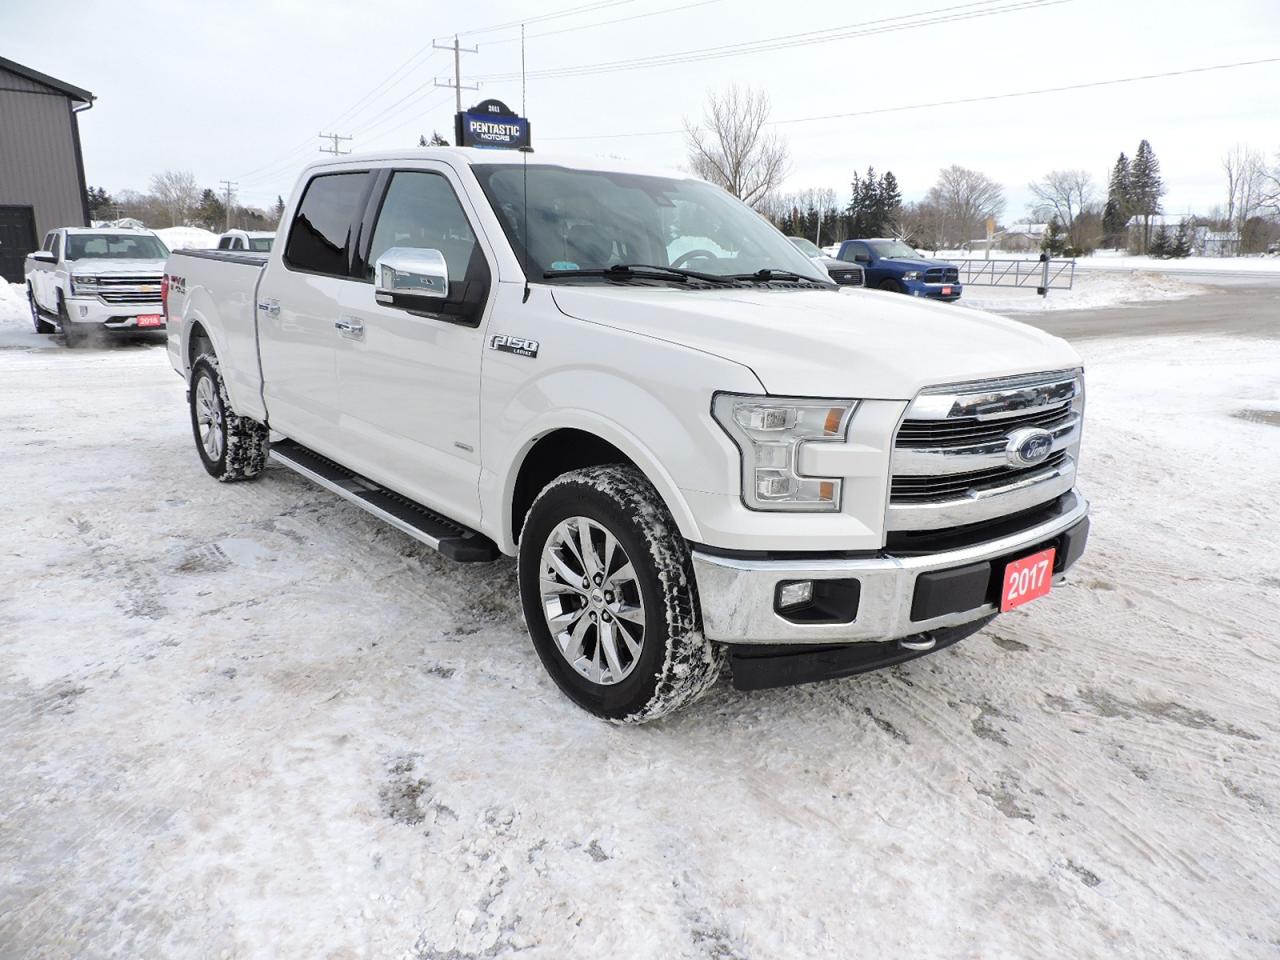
[163,147,1089,722]
[26,227,170,342]
[216,229,275,253]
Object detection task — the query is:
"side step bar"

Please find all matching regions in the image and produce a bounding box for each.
[268,438,500,562]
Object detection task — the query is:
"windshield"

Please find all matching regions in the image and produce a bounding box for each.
[788,237,822,257]
[867,239,921,259]
[249,237,274,252]
[473,164,829,284]
[65,233,169,261]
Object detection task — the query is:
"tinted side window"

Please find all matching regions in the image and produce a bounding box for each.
[43,232,53,251]
[366,172,476,284]
[51,234,61,260]
[284,172,370,277]
[217,237,232,249]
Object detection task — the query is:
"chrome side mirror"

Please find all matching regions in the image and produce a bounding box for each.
[374,247,448,309]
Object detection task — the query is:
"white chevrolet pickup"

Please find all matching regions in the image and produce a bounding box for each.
[26,227,170,343]
[163,147,1089,722]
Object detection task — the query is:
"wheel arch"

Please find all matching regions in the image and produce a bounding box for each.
[503,418,703,554]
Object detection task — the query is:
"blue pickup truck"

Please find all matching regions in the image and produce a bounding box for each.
[835,238,962,301]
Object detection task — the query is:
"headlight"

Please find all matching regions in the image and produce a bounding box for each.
[712,393,857,512]
[71,274,98,294]
[902,270,922,280]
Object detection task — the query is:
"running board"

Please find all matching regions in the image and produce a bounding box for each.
[268,439,500,562]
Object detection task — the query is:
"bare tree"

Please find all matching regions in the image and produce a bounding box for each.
[1222,145,1267,249]
[685,86,788,208]
[1028,169,1095,248]
[925,165,1004,248]
[897,199,946,253]
[149,169,199,227]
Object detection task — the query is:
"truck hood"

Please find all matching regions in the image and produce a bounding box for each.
[878,257,956,271]
[549,285,1080,399]
[67,258,166,276]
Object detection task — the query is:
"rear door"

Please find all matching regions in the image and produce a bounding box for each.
[256,169,375,457]
[0,205,37,286]
[334,164,495,527]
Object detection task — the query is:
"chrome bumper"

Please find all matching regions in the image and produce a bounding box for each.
[692,493,1089,645]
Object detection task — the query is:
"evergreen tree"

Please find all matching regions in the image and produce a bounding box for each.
[86,186,114,221]
[194,188,226,232]
[419,130,450,146]
[1171,218,1193,258]
[1131,140,1164,251]
[877,171,902,233]
[1149,223,1172,258]
[1102,152,1131,247]
[1041,217,1068,256]
[272,196,286,226]
[846,167,901,237]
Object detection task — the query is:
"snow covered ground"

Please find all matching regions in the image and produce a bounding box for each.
[959,269,1207,313]
[2,283,1279,959]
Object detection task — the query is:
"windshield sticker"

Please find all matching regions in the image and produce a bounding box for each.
[549,261,579,271]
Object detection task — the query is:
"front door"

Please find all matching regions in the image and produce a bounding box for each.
[0,205,37,285]
[335,165,494,529]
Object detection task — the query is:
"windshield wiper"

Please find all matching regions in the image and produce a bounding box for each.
[726,268,829,284]
[543,264,734,284]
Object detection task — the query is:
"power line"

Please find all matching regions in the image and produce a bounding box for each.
[456,0,635,39]
[483,0,723,45]
[542,56,1280,141]
[475,0,1066,81]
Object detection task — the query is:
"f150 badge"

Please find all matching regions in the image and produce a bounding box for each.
[489,334,539,358]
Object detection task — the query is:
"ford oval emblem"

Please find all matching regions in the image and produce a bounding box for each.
[1005,427,1054,466]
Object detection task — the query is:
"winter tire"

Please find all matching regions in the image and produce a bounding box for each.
[189,353,269,482]
[28,286,55,334]
[518,464,724,723]
[57,297,86,346]
[878,278,902,294]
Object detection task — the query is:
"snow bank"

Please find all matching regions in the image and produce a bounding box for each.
[960,269,1207,313]
[156,225,218,250]
[0,281,27,330]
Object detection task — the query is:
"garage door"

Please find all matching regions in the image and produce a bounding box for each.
[0,205,38,284]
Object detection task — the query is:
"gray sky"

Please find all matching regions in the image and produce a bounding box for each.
[5,0,1278,219]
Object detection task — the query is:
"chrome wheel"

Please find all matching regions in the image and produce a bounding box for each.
[195,375,225,463]
[539,516,647,685]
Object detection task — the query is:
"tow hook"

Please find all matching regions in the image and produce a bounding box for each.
[898,633,937,652]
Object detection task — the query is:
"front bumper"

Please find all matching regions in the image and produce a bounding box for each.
[903,280,962,300]
[65,296,166,329]
[691,492,1088,645]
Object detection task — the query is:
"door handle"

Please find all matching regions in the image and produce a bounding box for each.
[334,317,365,339]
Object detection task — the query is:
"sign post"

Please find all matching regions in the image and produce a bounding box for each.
[455,99,531,151]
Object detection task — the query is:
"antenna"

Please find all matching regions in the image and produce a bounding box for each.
[520,143,532,303]
[521,24,527,116]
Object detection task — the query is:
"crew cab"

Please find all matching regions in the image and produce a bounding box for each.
[216,229,274,253]
[25,227,170,342]
[788,237,864,287]
[836,238,962,301]
[164,148,1089,722]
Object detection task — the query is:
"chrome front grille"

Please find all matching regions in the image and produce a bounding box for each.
[892,451,1067,502]
[101,291,162,304]
[896,404,1072,447]
[82,275,164,304]
[887,370,1084,532]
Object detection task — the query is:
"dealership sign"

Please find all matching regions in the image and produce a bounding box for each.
[455,99,531,150]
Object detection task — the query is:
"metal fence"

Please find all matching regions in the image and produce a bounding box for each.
[952,258,1076,295]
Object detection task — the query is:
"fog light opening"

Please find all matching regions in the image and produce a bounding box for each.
[777,580,814,609]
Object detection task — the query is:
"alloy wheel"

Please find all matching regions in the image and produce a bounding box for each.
[539,516,647,685]
[195,375,225,462]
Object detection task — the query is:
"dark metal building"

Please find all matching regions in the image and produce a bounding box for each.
[0,57,94,283]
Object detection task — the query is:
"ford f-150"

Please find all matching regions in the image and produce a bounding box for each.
[163,148,1089,722]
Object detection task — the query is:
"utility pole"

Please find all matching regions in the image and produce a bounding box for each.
[318,132,352,155]
[433,35,478,113]
[219,180,237,231]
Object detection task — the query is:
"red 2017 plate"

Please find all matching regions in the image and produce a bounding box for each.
[136,314,163,328]
[1000,547,1056,612]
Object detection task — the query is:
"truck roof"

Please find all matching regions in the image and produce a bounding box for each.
[301,146,691,182]
[63,226,158,236]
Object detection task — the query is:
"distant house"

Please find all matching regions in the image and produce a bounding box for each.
[997,223,1047,253]
[0,57,95,284]
[1200,231,1239,257]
